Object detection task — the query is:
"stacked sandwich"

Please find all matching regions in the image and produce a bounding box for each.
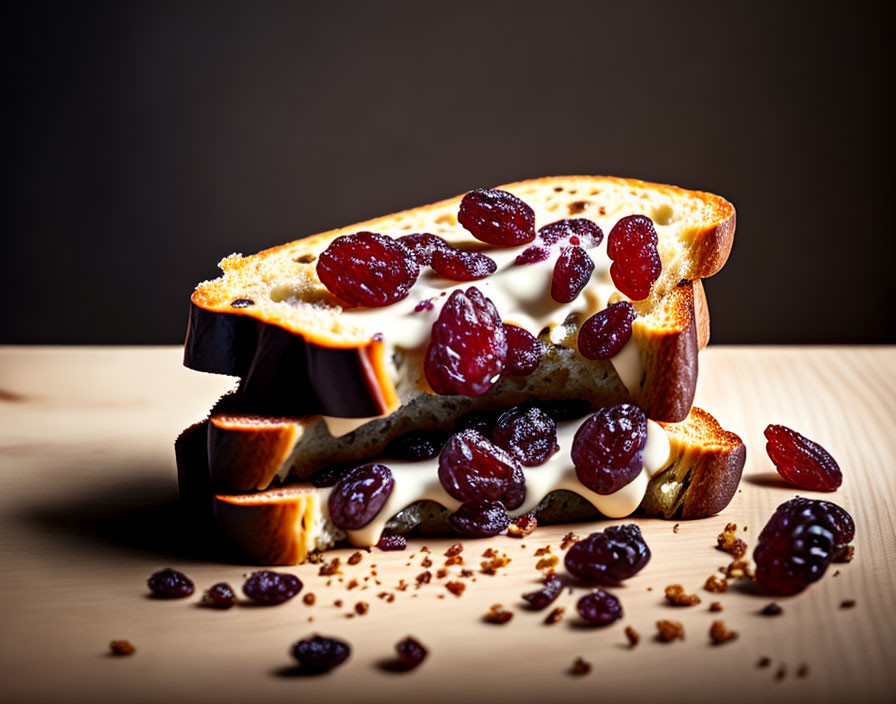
[176,176,746,564]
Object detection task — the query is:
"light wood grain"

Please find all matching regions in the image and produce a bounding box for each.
[1,346,894,704]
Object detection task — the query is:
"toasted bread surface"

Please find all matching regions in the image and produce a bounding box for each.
[191,176,734,346]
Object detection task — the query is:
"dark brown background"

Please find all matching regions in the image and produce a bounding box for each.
[5,1,893,344]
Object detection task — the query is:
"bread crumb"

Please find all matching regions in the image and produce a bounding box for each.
[109,640,135,656]
[482,547,497,558]
[396,579,408,592]
[656,620,684,642]
[760,602,783,616]
[757,656,772,668]
[723,559,754,580]
[346,578,359,590]
[797,663,809,678]
[775,664,787,681]
[333,599,343,607]
[535,555,559,571]
[421,556,433,568]
[347,551,363,565]
[704,575,729,593]
[665,584,701,606]
[840,599,856,609]
[624,626,640,647]
[570,657,591,676]
[303,593,316,606]
[709,620,738,645]
[717,523,748,558]
[534,546,551,556]
[445,581,466,597]
[834,545,855,563]
[319,558,341,576]
[544,607,564,625]
[484,604,513,624]
[673,523,680,534]
[560,532,580,549]
[481,554,512,575]
[709,602,723,612]
[415,571,432,586]
[436,568,448,579]
[508,514,537,538]
[354,601,369,616]
[445,543,463,557]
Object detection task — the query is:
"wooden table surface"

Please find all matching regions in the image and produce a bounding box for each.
[1,346,894,704]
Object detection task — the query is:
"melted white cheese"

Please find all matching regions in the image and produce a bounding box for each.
[320,229,645,437]
[314,417,671,547]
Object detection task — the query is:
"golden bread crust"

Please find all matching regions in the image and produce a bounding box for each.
[644,408,746,519]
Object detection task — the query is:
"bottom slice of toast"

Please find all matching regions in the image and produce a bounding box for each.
[176,405,745,565]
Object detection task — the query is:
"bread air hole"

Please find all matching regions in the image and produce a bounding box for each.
[270,283,301,303]
[651,204,675,226]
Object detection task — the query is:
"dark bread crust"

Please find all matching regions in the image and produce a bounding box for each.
[185,307,390,418]
[176,405,745,565]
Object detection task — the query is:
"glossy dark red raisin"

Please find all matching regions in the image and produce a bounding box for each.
[522,574,563,610]
[564,524,651,585]
[376,534,407,551]
[242,570,302,605]
[201,582,236,609]
[147,568,194,599]
[571,405,648,494]
[607,215,662,300]
[458,189,535,246]
[395,636,428,670]
[515,245,550,265]
[397,233,452,266]
[537,218,604,248]
[576,589,623,626]
[493,405,559,467]
[430,247,497,281]
[291,635,351,673]
[754,498,855,596]
[503,324,542,376]
[317,232,419,307]
[438,429,525,509]
[551,245,595,303]
[328,463,395,530]
[449,500,510,537]
[578,301,637,360]
[386,430,449,461]
[424,287,507,397]
[764,425,843,491]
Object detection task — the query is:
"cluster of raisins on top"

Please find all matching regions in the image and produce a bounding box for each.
[315,186,666,397]
[329,400,650,538]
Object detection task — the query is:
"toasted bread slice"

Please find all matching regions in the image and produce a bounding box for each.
[201,279,708,493]
[176,405,745,565]
[184,177,733,424]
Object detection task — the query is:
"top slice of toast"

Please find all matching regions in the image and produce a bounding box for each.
[191,176,734,348]
[185,176,735,424]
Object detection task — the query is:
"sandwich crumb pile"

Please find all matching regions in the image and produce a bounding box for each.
[157,176,856,677]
